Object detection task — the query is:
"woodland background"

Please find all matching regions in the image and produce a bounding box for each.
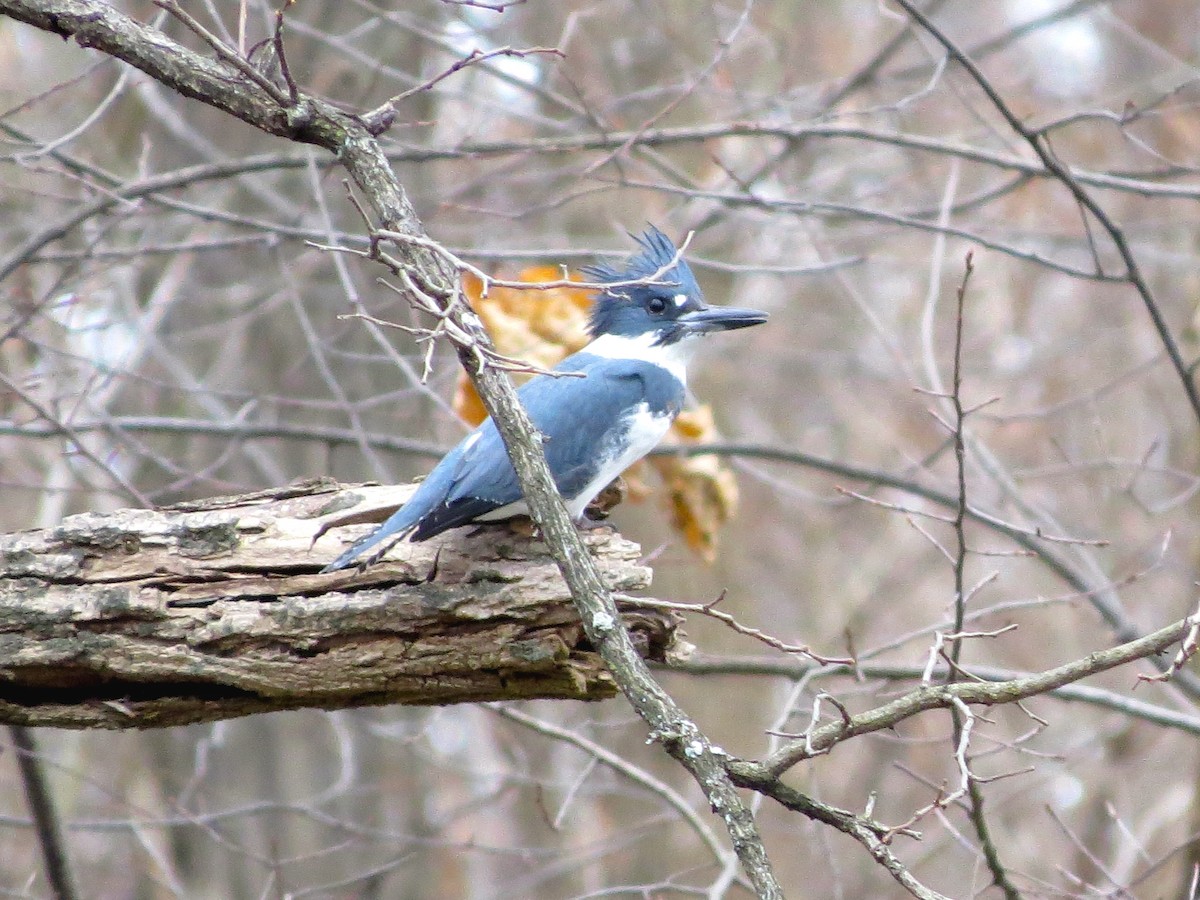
[4,0,1200,897]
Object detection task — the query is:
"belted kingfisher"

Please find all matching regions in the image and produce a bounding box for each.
[321,226,767,572]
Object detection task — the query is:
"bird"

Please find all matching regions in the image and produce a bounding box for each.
[321,226,767,573]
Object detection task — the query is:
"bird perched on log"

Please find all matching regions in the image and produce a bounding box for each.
[321,226,767,572]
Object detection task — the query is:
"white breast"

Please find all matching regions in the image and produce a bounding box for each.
[566,402,674,518]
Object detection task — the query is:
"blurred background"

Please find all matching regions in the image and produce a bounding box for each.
[4,0,1200,896]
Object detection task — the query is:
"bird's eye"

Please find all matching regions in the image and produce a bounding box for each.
[647,296,668,314]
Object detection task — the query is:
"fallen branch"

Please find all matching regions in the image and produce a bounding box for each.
[0,480,678,729]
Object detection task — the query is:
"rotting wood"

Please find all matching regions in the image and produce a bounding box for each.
[0,479,679,729]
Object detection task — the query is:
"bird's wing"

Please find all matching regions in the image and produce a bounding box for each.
[411,355,669,540]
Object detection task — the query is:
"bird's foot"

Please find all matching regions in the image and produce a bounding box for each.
[575,513,614,532]
[362,536,404,569]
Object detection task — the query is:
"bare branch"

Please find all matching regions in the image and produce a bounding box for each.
[726,609,1200,777]
[893,0,1200,432]
[672,655,1200,738]
[9,726,79,900]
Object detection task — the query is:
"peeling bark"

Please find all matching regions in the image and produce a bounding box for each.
[0,480,678,728]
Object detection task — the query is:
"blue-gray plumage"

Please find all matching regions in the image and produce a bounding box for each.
[321,226,767,573]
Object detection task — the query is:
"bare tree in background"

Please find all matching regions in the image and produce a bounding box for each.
[4,0,1200,897]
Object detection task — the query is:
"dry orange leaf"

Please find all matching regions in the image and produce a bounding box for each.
[452,267,739,560]
[453,268,592,425]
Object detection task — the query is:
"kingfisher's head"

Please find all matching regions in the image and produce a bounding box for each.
[582,227,767,349]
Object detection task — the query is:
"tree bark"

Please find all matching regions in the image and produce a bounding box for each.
[0,480,678,729]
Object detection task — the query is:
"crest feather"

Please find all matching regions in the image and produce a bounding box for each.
[582,226,702,337]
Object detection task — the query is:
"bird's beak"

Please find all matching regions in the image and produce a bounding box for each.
[680,305,769,335]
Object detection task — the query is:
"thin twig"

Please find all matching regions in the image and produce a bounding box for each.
[937,250,1021,898]
[1137,595,1200,685]
[9,726,79,900]
[272,0,299,107]
[489,705,734,875]
[623,595,851,665]
[946,251,973,672]
[364,45,562,120]
[153,0,289,104]
[893,0,1200,433]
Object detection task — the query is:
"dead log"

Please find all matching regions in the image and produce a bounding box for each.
[0,478,680,729]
